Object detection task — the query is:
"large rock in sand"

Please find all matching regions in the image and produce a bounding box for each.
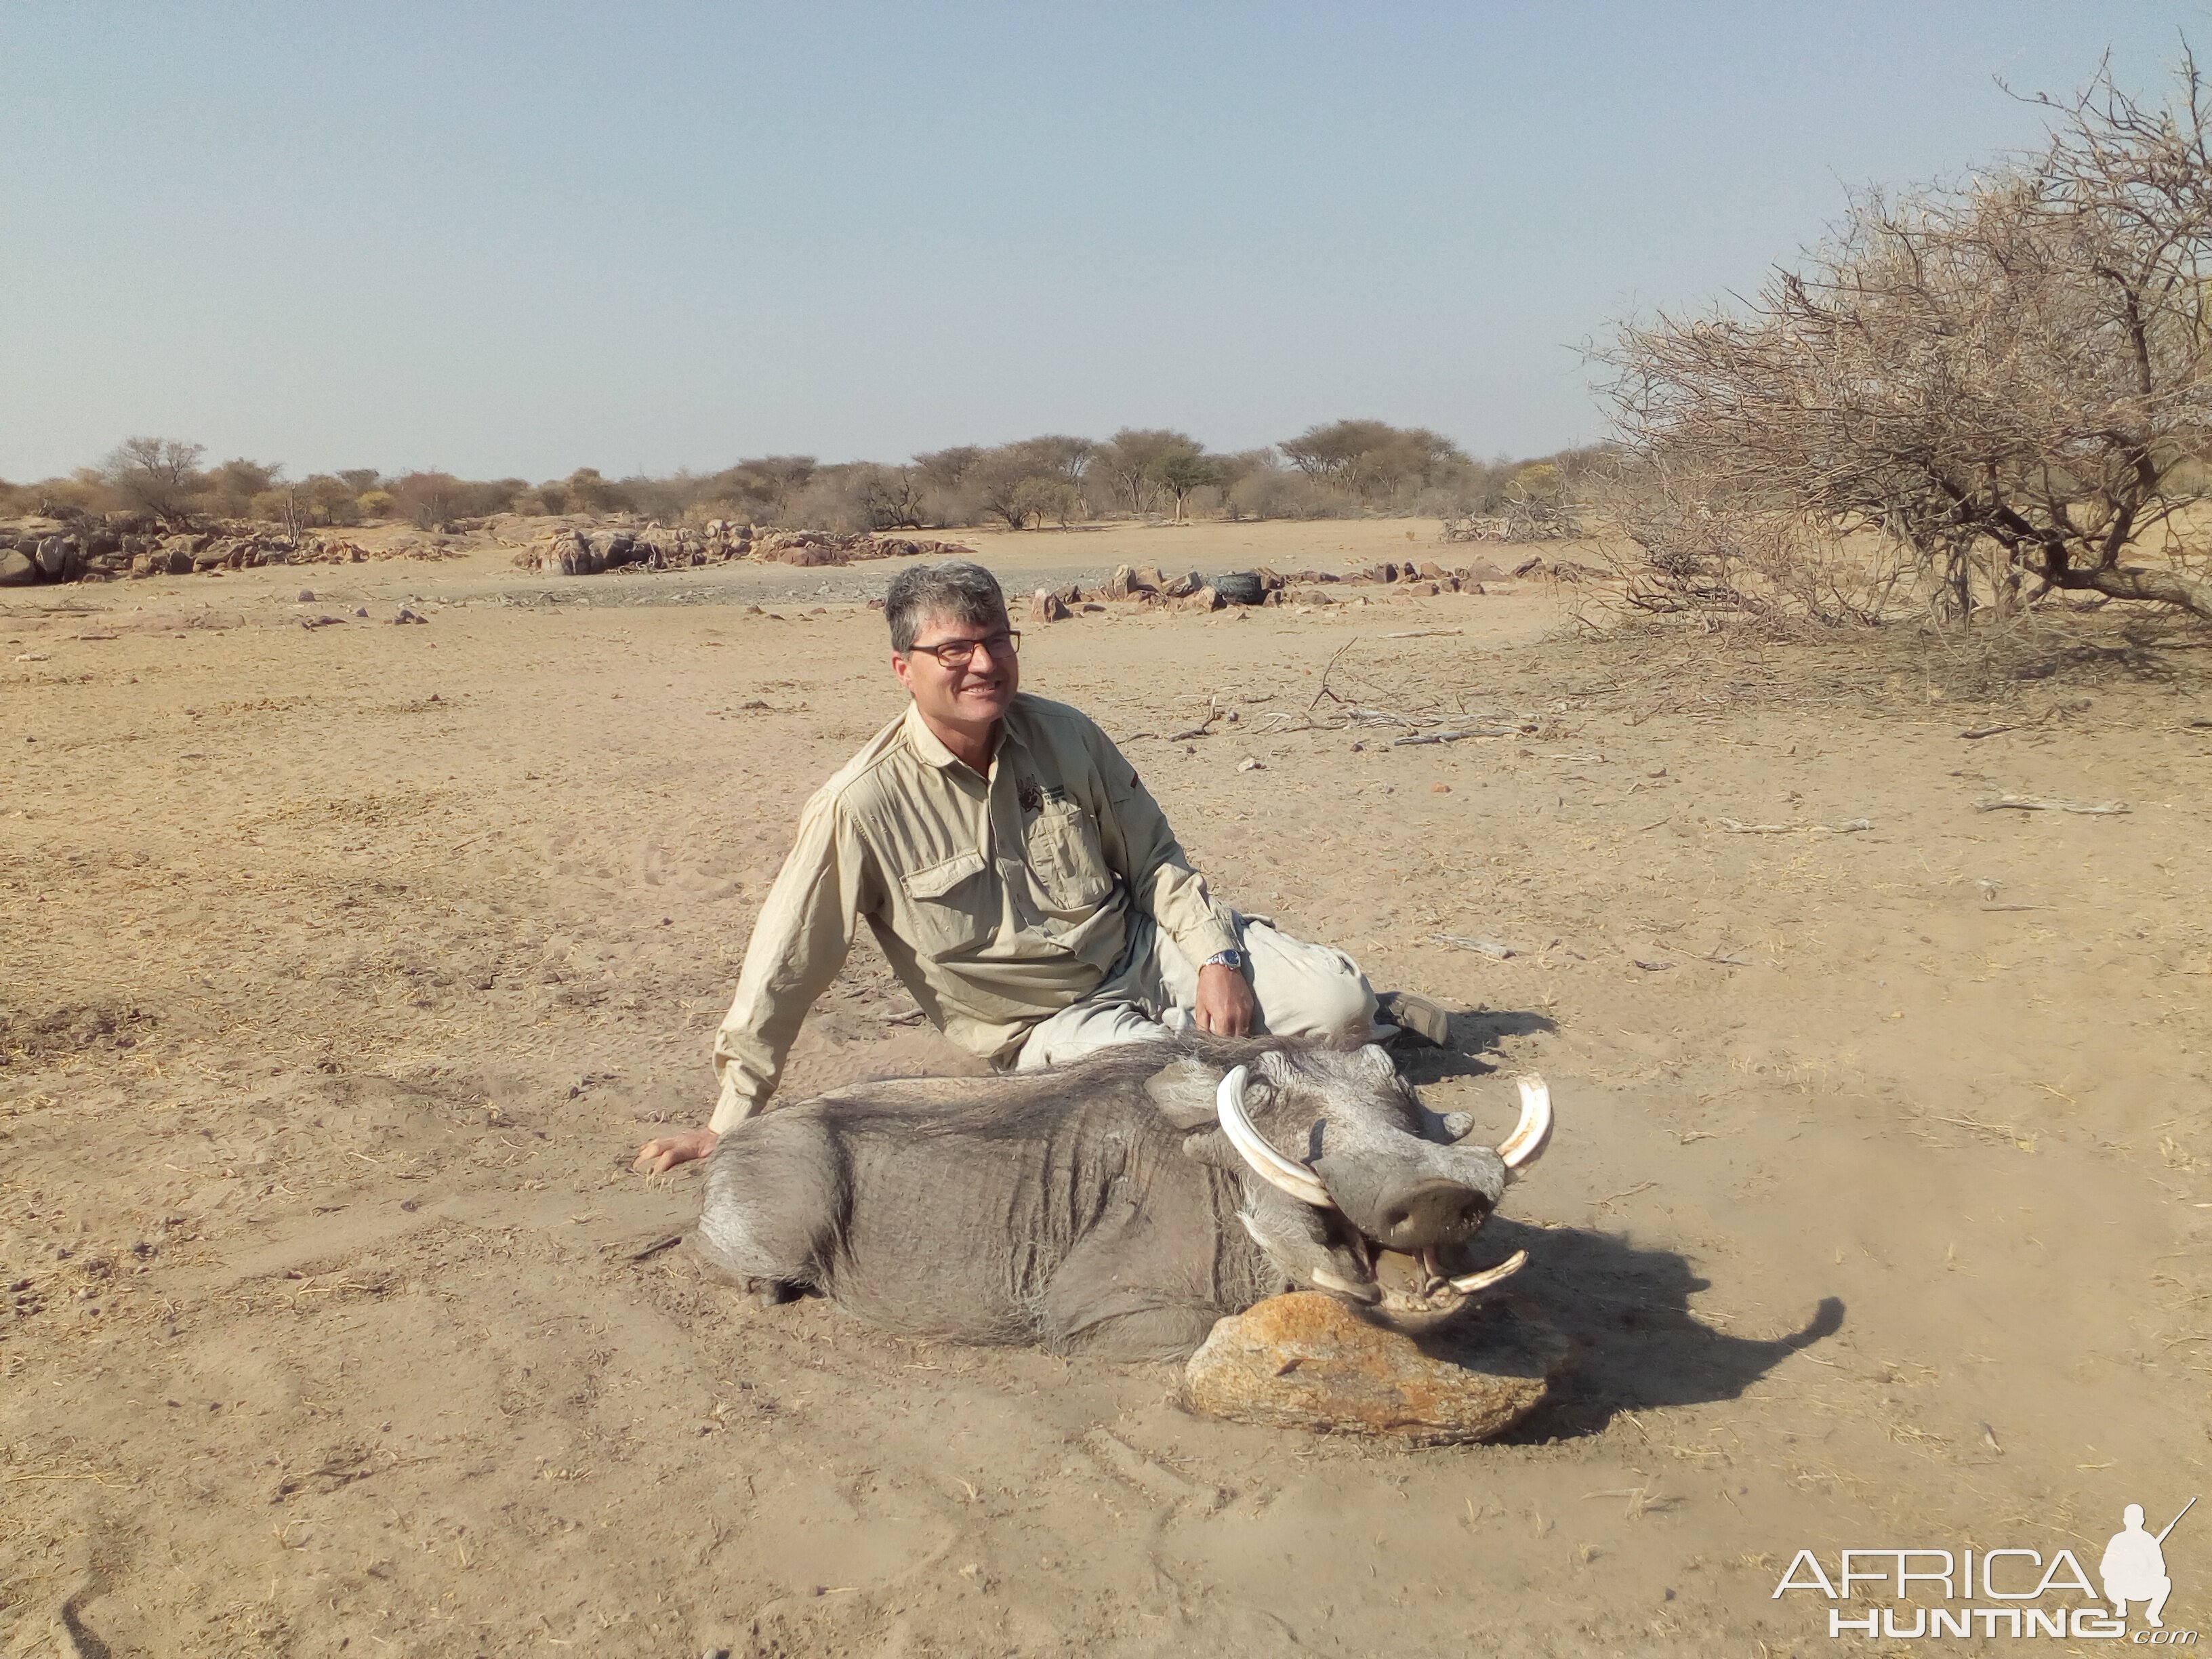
[1183,1291,1565,1443]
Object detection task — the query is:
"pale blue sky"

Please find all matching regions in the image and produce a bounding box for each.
[1,3,2201,481]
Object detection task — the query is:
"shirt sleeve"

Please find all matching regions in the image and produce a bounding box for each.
[1085,722,1240,969]
[708,789,877,1132]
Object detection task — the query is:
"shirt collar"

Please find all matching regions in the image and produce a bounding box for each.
[901,700,1010,776]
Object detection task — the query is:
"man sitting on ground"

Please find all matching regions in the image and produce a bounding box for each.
[636,559,1440,1174]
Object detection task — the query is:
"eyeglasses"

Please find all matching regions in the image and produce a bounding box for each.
[906,630,1021,669]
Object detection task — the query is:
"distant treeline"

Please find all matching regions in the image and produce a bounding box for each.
[3,424,1605,533]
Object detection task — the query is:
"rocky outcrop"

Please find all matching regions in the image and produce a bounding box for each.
[518,523,972,575]
[1182,1291,1565,1443]
[0,518,427,585]
[751,531,972,567]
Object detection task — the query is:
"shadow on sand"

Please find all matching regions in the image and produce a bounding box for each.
[1476,1216,1845,1442]
[1393,1002,1843,1439]
[1391,1008,1558,1087]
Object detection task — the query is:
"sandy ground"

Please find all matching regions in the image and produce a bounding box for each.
[3,516,2209,1657]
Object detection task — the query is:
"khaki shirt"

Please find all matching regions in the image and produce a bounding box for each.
[710,695,1240,1130]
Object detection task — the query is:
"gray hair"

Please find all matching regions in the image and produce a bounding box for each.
[885,560,1007,653]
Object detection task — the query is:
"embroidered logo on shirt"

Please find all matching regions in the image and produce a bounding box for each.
[1019,778,1071,815]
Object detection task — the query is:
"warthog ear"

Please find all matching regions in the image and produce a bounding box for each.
[1143,1057,1223,1130]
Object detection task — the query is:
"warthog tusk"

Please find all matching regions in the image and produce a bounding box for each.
[1214,1065,1335,1210]
[1496,1074,1552,1173]
[1310,1267,1382,1304]
[1447,1248,1528,1295]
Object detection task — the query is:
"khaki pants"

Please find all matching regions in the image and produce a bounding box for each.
[1013,913,1377,1071]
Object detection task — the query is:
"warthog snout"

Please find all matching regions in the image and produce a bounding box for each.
[1373,1178,1492,1251]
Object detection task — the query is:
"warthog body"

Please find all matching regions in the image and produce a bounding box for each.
[695,1036,1549,1361]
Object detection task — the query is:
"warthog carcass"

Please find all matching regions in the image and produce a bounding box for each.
[695,1038,1551,1361]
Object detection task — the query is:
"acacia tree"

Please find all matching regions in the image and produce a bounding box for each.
[1150,449,1218,522]
[1603,54,2212,624]
[1277,420,1468,502]
[854,464,926,530]
[1098,428,1197,513]
[102,436,205,523]
[960,438,1090,528]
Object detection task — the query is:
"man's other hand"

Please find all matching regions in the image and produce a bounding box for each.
[1194,962,1257,1036]
[634,1126,720,1174]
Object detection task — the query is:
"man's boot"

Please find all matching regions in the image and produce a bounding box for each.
[1376,990,1452,1048]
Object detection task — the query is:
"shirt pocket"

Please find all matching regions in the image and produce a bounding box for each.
[899,849,993,956]
[1025,803,1114,916]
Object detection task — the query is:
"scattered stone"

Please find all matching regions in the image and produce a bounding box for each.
[1030,588,1071,622]
[34,537,81,581]
[392,607,428,625]
[1179,586,1223,612]
[1183,1291,1563,1442]
[539,529,602,575]
[296,589,316,602]
[354,607,369,619]
[300,615,344,630]
[1237,756,1265,772]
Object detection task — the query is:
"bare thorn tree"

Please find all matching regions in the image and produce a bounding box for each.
[1602,51,2212,626]
[102,436,206,525]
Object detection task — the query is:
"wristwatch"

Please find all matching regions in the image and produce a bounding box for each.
[1202,949,1246,972]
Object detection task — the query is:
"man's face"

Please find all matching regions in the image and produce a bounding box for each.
[890,606,1020,737]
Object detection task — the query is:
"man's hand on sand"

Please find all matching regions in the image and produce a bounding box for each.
[634,1126,719,1174]
[1193,962,1257,1036]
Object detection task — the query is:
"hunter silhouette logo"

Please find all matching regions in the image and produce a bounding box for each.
[2103,1498,2191,1630]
